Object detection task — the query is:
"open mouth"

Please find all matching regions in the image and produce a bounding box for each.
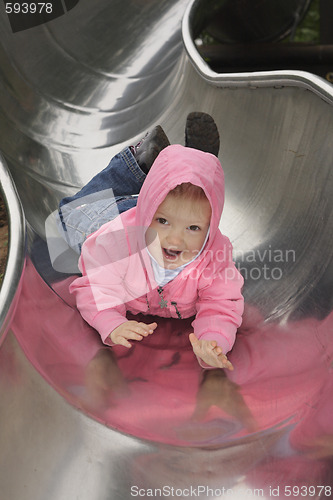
[162,248,182,260]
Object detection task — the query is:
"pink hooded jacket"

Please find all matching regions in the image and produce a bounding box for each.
[69,145,244,354]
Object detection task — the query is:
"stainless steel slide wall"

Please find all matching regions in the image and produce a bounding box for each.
[0,0,332,499]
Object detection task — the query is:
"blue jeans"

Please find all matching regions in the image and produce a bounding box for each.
[57,147,146,253]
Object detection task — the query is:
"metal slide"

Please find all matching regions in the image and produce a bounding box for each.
[0,0,333,498]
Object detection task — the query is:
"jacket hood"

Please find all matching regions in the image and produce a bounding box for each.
[135,144,225,249]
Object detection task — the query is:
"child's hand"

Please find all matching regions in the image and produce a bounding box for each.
[109,321,157,348]
[189,333,234,370]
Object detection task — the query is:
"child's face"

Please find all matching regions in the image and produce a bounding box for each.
[145,193,211,269]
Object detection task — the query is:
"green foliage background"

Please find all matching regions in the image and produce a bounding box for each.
[293,0,319,43]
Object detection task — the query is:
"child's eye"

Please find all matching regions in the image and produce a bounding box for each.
[189,225,200,231]
[157,217,168,225]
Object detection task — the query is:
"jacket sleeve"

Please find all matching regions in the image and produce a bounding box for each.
[192,241,244,355]
[69,222,130,344]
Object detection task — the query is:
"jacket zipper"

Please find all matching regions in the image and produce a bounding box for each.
[139,249,182,319]
[156,286,182,319]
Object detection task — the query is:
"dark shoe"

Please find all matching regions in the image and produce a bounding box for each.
[131,125,170,173]
[185,112,220,157]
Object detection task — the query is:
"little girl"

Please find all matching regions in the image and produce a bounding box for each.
[64,116,244,369]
